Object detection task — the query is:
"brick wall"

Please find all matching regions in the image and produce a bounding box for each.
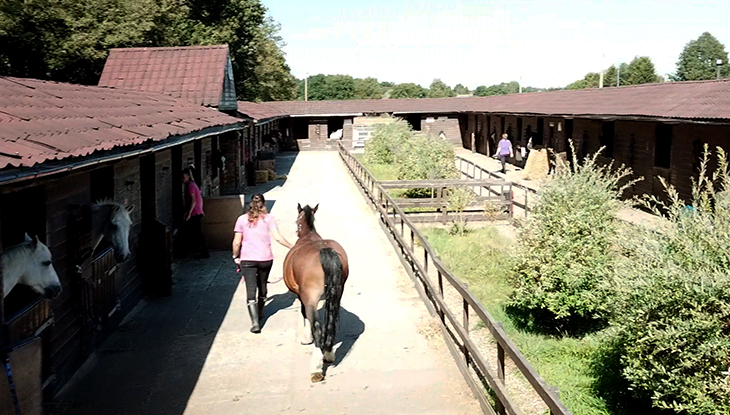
[155,149,173,226]
[113,159,143,317]
[219,131,242,195]
[422,115,461,146]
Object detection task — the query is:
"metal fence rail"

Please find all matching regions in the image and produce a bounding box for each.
[338,143,571,415]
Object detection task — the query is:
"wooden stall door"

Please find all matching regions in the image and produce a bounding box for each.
[0,338,43,415]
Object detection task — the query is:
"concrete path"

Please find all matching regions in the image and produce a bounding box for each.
[54,152,479,415]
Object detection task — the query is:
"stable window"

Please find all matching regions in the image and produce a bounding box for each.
[406,114,421,131]
[90,166,114,203]
[600,122,615,158]
[654,124,672,168]
[0,186,46,248]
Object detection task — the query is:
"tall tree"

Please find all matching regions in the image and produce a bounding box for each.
[354,77,383,99]
[428,78,456,98]
[453,83,470,95]
[624,56,660,85]
[251,17,297,101]
[673,32,730,81]
[390,82,427,99]
[473,81,520,95]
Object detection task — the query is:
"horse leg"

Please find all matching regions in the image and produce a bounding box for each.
[303,297,325,382]
[299,301,313,345]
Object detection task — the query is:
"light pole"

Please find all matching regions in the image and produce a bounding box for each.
[304,73,309,101]
[717,59,723,80]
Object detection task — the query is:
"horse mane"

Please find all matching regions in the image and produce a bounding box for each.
[302,205,316,231]
[1,241,35,263]
[93,199,130,220]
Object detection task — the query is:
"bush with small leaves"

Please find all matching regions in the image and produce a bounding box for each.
[363,118,411,165]
[605,145,730,415]
[508,143,640,334]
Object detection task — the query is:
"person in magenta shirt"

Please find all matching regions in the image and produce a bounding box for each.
[232,194,292,333]
[182,167,209,259]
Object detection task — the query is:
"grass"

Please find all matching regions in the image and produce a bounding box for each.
[422,227,613,415]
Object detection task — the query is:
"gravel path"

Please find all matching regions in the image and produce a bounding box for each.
[55,152,479,415]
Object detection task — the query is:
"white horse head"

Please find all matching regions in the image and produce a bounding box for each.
[1,234,61,299]
[92,200,134,263]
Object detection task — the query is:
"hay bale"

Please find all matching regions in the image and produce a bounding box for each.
[267,169,276,180]
[554,151,569,175]
[523,149,549,180]
[257,159,275,171]
[255,170,269,184]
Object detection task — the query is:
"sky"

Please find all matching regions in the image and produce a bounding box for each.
[262,0,730,89]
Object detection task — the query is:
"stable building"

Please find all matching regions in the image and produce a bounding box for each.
[0,76,244,405]
[251,79,730,202]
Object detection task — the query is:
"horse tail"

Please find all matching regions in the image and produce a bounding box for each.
[319,247,343,353]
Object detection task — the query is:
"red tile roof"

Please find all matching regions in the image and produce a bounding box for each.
[98,45,235,109]
[236,101,287,122]
[0,77,242,169]
[258,79,730,122]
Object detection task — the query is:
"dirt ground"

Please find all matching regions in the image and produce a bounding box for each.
[53,152,480,415]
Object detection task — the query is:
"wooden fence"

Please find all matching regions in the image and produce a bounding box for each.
[338,143,571,415]
[456,156,538,217]
[380,179,513,223]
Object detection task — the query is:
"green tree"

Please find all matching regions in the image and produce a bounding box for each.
[390,82,427,99]
[624,56,660,85]
[428,78,456,98]
[354,77,383,99]
[673,32,730,81]
[453,83,470,95]
[473,85,488,96]
[251,17,297,101]
[566,72,600,90]
[0,0,297,101]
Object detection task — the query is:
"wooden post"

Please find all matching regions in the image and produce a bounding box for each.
[437,270,445,322]
[471,132,475,153]
[497,323,506,415]
[525,189,529,218]
[463,296,470,366]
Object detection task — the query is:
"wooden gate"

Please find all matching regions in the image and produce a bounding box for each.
[82,247,119,332]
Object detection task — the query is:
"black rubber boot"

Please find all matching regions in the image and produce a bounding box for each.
[257,297,266,320]
[247,301,260,333]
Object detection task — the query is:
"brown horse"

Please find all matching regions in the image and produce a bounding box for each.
[283,204,349,382]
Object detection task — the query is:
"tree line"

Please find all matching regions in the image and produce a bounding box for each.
[566,32,729,89]
[0,0,298,101]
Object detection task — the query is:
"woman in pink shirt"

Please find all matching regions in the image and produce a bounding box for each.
[232,194,293,333]
[182,167,209,259]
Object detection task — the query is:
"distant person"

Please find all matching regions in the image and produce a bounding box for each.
[181,167,209,259]
[496,133,513,174]
[232,194,293,333]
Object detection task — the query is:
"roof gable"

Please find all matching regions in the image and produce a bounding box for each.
[98,45,238,111]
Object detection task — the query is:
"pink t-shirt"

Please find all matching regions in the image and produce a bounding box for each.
[188,182,204,216]
[234,214,277,261]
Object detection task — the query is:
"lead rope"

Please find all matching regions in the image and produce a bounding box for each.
[3,352,22,415]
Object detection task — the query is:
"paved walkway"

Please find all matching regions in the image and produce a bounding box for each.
[54,152,479,415]
[455,148,668,230]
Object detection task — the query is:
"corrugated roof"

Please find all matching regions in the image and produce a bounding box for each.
[0,76,242,169]
[98,45,235,109]
[258,79,730,122]
[236,101,287,122]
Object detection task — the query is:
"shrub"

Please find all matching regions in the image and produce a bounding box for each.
[363,118,411,164]
[605,146,730,415]
[508,145,640,334]
[396,134,458,181]
[448,186,477,235]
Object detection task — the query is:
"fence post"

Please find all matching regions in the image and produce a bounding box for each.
[525,189,529,218]
[497,322,506,415]
[437,270,444,323]
[424,248,428,275]
[410,229,414,252]
[462,296,470,367]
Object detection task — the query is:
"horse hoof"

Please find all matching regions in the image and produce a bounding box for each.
[323,351,335,363]
[300,339,313,345]
[310,372,324,383]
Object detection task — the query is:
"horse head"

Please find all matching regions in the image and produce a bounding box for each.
[92,201,134,263]
[16,234,62,299]
[296,203,318,237]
